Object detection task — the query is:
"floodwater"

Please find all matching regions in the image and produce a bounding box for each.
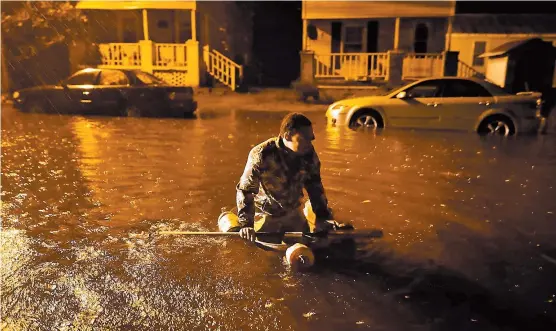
[1,106,556,331]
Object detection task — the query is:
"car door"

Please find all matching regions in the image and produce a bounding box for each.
[436,79,495,131]
[64,69,101,114]
[96,69,130,116]
[384,79,444,129]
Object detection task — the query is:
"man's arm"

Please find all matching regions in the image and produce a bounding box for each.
[304,152,333,222]
[236,148,262,228]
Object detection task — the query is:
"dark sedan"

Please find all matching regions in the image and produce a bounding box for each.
[12,68,198,118]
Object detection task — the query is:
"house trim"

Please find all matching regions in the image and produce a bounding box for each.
[76,1,196,10]
[450,33,556,38]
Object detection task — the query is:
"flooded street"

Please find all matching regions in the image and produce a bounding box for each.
[2,106,556,330]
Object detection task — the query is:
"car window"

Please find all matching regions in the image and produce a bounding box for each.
[442,80,492,97]
[99,70,129,86]
[66,71,99,85]
[481,80,509,96]
[404,81,442,98]
[134,71,167,85]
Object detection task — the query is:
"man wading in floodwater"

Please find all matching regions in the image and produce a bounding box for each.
[236,113,334,242]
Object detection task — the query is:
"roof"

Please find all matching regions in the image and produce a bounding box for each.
[452,14,556,34]
[479,38,556,58]
[76,1,196,10]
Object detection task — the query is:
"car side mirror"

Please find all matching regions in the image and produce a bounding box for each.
[396,91,408,99]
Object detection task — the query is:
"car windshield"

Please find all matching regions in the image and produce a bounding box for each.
[134,71,167,85]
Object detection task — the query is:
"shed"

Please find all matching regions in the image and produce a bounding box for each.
[479,38,556,93]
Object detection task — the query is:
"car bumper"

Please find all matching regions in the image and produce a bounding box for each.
[168,100,197,114]
[326,109,349,126]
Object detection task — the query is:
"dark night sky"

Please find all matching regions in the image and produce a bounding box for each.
[456,1,556,13]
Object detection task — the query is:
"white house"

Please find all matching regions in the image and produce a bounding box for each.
[73,1,252,90]
[300,0,458,83]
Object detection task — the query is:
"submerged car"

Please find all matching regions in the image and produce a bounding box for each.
[12,68,197,118]
[326,77,542,136]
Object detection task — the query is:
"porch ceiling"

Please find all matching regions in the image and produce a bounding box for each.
[76,1,196,10]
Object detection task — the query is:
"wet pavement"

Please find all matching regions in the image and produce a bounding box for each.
[1,106,556,330]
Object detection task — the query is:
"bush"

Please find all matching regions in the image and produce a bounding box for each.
[291,80,320,102]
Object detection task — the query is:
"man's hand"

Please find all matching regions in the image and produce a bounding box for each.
[313,220,335,233]
[239,227,256,242]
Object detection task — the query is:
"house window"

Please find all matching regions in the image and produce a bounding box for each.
[122,17,139,42]
[157,20,169,29]
[179,23,192,43]
[414,23,428,53]
[343,26,364,53]
[473,41,487,66]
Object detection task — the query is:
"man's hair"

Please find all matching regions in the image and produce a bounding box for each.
[279,113,312,139]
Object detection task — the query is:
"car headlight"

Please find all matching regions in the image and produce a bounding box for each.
[12,91,20,99]
[168,92,176,100]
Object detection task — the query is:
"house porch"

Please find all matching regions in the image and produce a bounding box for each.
[75,1,243,90]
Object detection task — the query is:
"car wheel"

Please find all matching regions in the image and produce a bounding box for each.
[125,105,141,117]
[478,116,515,137]
[350,111,382,130]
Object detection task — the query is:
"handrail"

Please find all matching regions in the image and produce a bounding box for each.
[204,46,244,91]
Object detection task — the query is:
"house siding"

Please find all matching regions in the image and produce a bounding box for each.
[305,18,447,54]
[449,34,556,73]
[302,1,455,19]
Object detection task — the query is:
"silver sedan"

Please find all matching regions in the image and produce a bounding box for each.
[326,77,543,136]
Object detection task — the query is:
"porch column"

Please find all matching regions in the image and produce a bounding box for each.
[442,51,459,76]
[445,16,453,50]
[142,9,149,40]
[191,9,197,42]
[393,17,401,50]
[386,50,404,87]
[186,40,200,87]
[299,51,315,84]
[302,19,308,51]
[139,40,154,73]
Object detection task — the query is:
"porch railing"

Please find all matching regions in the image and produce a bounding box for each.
[402,53,444,79]
[98,43,141,67]
[457,60,485,79]
[154,43,187,68]
[314,53,389,80]
[203,46,243,91]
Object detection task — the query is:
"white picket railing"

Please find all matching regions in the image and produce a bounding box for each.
[98,43,141,67]
[154,43,187,68]
[457,60,485,79]
[203,46,243,91]
[314,53,389,80]
[402,53,444,79]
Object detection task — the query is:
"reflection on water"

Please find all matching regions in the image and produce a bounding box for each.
[2,108,556,330]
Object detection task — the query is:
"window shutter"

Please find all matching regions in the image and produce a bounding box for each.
[331,22,342,69]
[331,22,342,53]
